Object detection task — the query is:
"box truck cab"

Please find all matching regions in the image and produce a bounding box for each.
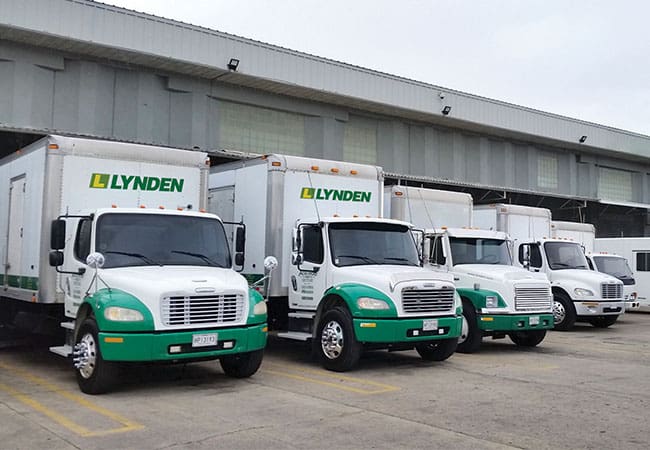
[385,186,553,353]
[593,237,650,309]
[209,155,463,372]
[475,204,624,330]
[0,136,268,394]
[585,253,638,310]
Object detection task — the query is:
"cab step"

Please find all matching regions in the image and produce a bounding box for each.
[277,331,311,341]
[50,344,72,357]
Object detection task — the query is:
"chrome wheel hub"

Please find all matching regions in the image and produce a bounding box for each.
[321,320,344,360]
[553,300,566,325]
[458,315,469,344]
[73,333,97,379]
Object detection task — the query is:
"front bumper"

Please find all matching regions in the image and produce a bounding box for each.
[353,316,462,343]
[574,300,625,317]
[98,323,268,362]
[477,313,554,332]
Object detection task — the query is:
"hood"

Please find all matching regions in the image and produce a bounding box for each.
[98,265,249,301]
[454,264,548,283]
[332,264,455,295]
[549,268,623,294]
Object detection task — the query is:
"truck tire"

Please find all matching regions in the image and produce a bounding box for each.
[316,307,362,372]
[552,293,576,331]
[415,338,457,361]
[220,349,264,378]
[74,318,117,395]
[508,330,547,347]
[589,315,618,328]
[457,300,482,353]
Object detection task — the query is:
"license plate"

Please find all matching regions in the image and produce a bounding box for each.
[529,316,540,326]
[192,333,218,347]
[423,319,438,331]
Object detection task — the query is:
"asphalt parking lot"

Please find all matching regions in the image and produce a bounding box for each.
[1,312,649,450]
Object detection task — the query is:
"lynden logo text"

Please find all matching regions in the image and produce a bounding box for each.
[89,173,184,192]
[300,187,371,202]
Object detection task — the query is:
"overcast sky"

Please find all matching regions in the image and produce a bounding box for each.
[102,0,650,136]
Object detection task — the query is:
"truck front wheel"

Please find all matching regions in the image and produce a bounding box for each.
[74,318,117,395]
[588,315,618,328]
[415,338,457,361]
[457,300,482,353]
[220,349,264,378]
[317,307,362,372]
[552,293,576,331]
[508,330,547,347]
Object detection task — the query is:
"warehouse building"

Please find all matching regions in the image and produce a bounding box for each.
[1,0,649,236]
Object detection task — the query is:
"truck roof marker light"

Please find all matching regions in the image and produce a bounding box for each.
[177,207,184,211]
[48,144,59,150]
[200,208,206,213]
[31,294,37,302]
[395,191,403,196]
[353,214,359,218]
[205,158,211,166]
[330,167,339,173]
[311,165,319,171]
[159,205,165,209]
[333,214,340,217]
[441,226,448,230]
[111,204,117,208]
[271,161,281,167]
[139,205,146,208]
[350,170,358,175]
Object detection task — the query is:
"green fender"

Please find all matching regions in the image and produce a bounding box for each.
[84,288,155,332]
[456,287,506,310]
[322,283,397,318]
[247,288,268,325]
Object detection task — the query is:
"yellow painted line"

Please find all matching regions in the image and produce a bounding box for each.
[263,363,400,394]
[0,361,143,437]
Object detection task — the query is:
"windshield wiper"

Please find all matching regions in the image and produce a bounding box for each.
[336,254,380,265]
[383,257,416,265]
[171,250,224,267]
[105,251,159,265]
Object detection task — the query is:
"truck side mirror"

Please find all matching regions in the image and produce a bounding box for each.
[520,244,531,270]
[49,250,64,267]
[234,225,246,269]
[50,219,66,250]
[291,227,303,265]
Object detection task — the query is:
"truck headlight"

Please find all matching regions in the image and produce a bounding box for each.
[104,306,144,322]
[574,288,594,297]
[357,297,390,310]
[485,296,498,308]
[253,300,267,315]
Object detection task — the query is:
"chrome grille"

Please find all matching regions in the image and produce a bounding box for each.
[161,294,245,326]
[402,287,455,313]
[601,283,622,299]
[514,286,552,311]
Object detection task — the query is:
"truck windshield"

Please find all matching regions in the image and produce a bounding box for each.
[544,242,589,270]
[96,213,231,269]
[328,222,420,267]
[449,237,511,265]
[593,256,635,283]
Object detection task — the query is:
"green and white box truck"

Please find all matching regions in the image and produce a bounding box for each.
[209,155,462,371]
[0,135,268,394]
[385,186,553,352]
[475,204,624,330]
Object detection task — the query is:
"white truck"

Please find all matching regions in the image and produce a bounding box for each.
[594,238,650,309]
[0,135,268,394]
[475,204,625,330]
[385,186,553,353]
[552,221,638,310]
[209,155,462,371]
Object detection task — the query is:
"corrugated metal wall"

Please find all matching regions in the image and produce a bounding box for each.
[1,39,649,208]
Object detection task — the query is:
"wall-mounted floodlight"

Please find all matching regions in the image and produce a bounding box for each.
[227,58,240,71]
[442,106,452,116]
[579,135,587,143]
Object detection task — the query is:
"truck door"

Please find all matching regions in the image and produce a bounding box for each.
[62,218,93,318]
[289,224,328,310]
[5,176,25,287]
